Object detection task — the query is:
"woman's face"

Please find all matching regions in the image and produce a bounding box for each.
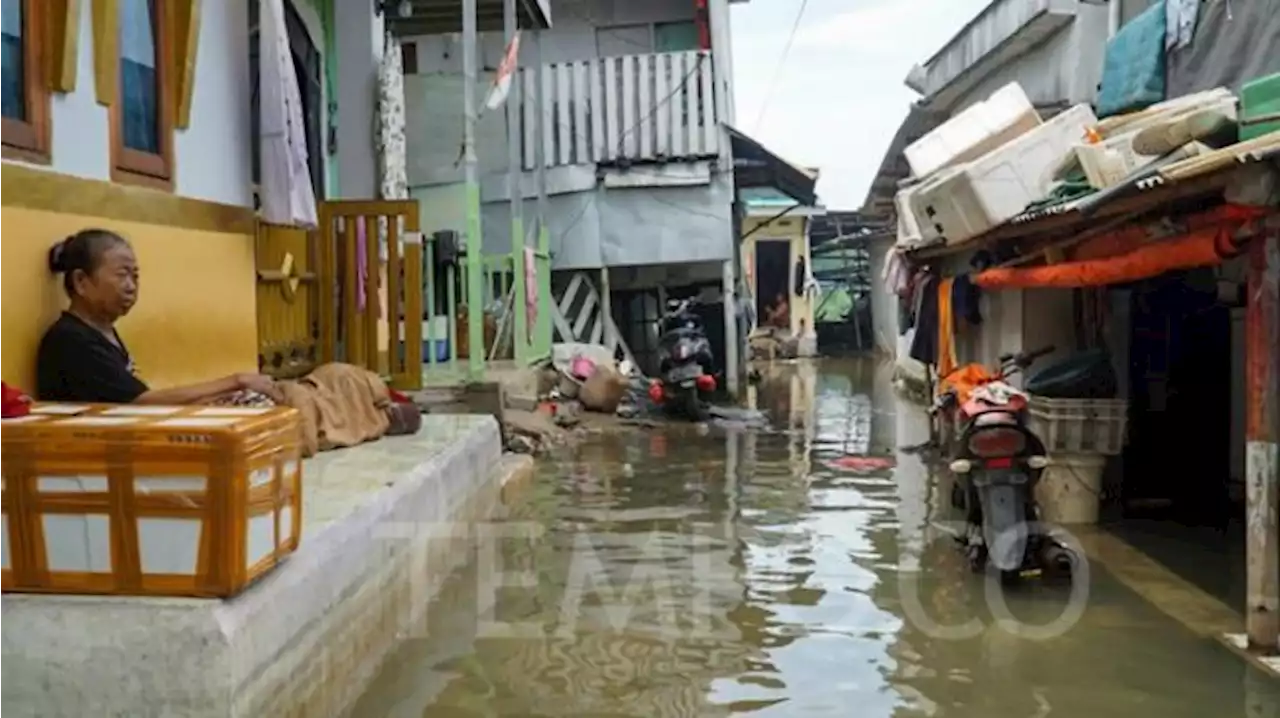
[74,243,139,319]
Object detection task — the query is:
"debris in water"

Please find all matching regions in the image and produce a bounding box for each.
[825,455,896,473]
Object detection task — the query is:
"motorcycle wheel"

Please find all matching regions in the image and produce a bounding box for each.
[682,391,710,422]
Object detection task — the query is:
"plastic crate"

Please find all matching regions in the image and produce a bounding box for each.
[1026,395,1128,456]
[2,403,302,597]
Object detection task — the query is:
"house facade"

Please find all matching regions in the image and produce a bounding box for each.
[864,0,1113,374]
[2,0,261,392]
[2,0,559,397]
[864,0,1280,658]
[740,189,822,356]
[394,0,787,387]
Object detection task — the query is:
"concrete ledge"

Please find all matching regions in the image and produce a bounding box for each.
[1220,634,1280,681]
[2,415,509,718]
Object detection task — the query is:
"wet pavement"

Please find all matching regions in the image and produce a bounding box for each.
[355,358,1280,717]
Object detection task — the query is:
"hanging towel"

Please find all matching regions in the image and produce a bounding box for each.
[953,274,983,326]
[1165,0,1200,51]
[1096,0,1167,118]
[377,30,409,201]
[908,275,938,365]
[936,277,958,380]
[260,0,318,227]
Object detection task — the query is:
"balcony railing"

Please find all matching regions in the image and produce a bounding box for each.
[517,49,720,170]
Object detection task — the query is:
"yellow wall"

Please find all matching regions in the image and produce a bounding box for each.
[742,215,816,337]
[2,165,259,394]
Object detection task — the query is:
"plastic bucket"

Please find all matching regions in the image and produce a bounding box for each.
[1035,453,1106,525]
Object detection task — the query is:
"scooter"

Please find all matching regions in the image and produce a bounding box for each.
[932,346,1077,580]
[650,298,715,421]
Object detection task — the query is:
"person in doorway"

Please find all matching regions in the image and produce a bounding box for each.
[764,292,790,330]
[37,229,283,404]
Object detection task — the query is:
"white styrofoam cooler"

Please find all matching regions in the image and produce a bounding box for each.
[894,182,925,248]
[909,103,1100,247]
[904,83,1042,179]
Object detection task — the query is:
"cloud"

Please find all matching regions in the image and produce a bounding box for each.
[794,0,979,58]
[731,0,991,208]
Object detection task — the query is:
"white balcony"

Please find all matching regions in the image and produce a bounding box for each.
[517,49,721,170]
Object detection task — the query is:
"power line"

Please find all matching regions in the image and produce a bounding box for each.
[752,0,810,133]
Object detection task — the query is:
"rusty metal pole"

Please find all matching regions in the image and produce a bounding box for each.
[1246,228,1280,651]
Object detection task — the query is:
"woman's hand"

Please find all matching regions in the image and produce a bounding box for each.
[236,373,284,403]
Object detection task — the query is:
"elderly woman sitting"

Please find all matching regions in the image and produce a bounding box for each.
[37,229,419,455]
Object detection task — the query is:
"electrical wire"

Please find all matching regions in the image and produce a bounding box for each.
[752,0,810,133]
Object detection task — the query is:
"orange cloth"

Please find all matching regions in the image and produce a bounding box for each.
[1070,205,1266,262]
[974,205,1266,290]
[939,363,997,406]
[936,277,958,380]
[974,227,1234,290]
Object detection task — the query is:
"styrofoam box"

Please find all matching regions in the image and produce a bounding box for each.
[910,103,1100,247]
[904,82,1042,179]
[894,182,925,248]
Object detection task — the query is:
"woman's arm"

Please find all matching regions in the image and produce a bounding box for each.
[133,375,243,405]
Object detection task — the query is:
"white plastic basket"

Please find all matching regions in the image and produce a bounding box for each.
[1026,396,1129,456]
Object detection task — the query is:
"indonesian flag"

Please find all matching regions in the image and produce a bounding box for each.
[485,32,521,111]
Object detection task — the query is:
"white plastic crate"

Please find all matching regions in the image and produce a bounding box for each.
[1027,395,1129,456]
[910,103,1100,247]
[904,82,1042,178]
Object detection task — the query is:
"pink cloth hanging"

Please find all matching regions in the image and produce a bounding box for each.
[525,246,537,340]
[356,217,368,311]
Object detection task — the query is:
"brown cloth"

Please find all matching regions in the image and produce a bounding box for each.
[277,363,393,457]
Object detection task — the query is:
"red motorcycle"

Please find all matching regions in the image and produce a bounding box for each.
[931,346,1076,579]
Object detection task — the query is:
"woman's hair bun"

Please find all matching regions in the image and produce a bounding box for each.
[47,238,70,273]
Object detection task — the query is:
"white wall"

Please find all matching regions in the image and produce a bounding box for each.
[177,0,253,207]
[944,3,1109,114]
[1,0,252,208]
[335,0,384,198]
[867,235,898,355]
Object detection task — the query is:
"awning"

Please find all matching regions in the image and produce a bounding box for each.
[726,125,817,207]
[972,205,1266,290]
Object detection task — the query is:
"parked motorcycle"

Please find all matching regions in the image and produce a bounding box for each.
[932,346,1078,580]
[650,298,715,421]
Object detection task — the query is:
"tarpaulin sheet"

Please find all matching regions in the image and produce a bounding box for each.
[974,230,1225,289]
[1166,0,1280,97]
[974,205,1266,289]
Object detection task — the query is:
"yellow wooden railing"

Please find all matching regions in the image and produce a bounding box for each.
[256,222,320,379]
[257,200,554,389]
[316,199,424,390]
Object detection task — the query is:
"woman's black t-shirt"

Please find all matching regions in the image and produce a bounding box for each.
[36,312,149,403]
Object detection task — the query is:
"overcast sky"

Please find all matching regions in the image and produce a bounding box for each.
[730,0,991,210]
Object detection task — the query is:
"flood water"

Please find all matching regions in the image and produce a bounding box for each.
[356,358,1280,717]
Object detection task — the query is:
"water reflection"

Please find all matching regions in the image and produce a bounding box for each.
[355,358,1280,717]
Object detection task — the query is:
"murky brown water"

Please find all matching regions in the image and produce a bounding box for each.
[356,358,1280,717]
